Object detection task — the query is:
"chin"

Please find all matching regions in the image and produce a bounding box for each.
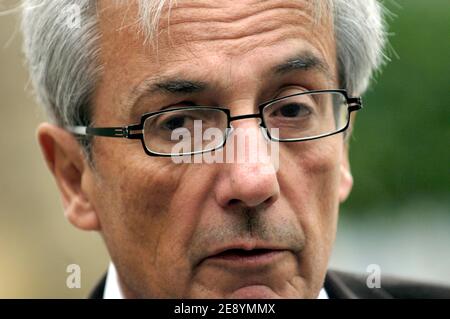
[226,285,283,299]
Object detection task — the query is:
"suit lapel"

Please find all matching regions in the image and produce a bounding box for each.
[88,273,107,299]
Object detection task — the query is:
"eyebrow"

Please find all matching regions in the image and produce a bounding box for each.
[131,78,208,99]
[126,78,207,112]
[127,51,334,112]
[272,51,334,81]
[154,79,208,95]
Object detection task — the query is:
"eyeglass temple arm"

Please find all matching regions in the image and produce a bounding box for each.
[347,97,363,112]
[67,125,142,139]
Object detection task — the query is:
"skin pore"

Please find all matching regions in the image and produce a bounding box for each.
[38,0,353,298]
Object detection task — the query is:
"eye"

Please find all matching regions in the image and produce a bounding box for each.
[281,103,305,117]
[270,102,312,118]
[157,101,198,131]
[162,115,187,130]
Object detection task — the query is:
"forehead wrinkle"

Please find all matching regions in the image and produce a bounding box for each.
[153,1,334,66]
[161,0,313,23]
[161,0,313,22]
[197,26,314,59]
[161,7,316,45]
[163,1,314,26]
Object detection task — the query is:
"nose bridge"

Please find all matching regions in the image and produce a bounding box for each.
[226,111,268,144]
[213,114,279,209]
[211,97,281,209]
[229,113,262,124]
[225,116,271,163]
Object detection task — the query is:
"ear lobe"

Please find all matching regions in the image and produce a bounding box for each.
[339,145,354,203]
[37,123,101,231]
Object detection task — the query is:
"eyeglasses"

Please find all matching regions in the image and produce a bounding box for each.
[68,89,362,156]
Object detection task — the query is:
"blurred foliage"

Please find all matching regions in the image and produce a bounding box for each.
[344,0,450,212]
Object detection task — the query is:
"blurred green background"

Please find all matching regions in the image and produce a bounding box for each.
[0,0,449,298]
[346,0,449,211]
[333,0,450,286]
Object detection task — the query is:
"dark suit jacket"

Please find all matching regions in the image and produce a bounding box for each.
[89,270,450,299]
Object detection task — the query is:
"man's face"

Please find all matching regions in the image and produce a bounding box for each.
[85,0,352,298]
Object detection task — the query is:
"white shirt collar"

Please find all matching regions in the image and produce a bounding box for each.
[103,263,125,299]
[317,286,329,299]
[103,262,328,299]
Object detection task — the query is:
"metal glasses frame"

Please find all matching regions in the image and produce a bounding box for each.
[68,89,362,157]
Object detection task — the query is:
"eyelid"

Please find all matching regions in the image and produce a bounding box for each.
[160,101,198,111]
[274,85,308,99]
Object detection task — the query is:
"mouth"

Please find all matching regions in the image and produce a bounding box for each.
[213,248,280,259]
[204,247,288,268]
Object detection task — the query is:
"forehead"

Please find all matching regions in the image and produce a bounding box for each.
[96,0,336,117]
[99,0,333,55]
[158,1,329,50]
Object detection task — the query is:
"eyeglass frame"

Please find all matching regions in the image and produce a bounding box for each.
[68,89,363,157]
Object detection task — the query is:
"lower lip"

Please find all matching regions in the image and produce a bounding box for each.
[206,250,286,267]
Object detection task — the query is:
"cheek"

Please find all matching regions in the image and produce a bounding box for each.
[94,154,182,264]
[98,156,179,232]
[92,144,218,296]
[281,137,343,211]
[279,137,342,269]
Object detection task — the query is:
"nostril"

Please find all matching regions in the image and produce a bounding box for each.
[227,196,275,209]
[263,196,275,207]
[228,199,241,207]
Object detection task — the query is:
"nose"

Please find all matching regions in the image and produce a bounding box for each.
[215,162,280,210]
[213,120,280,210]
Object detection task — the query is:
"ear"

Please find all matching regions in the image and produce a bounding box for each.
[339,143,354,203]
[37,123,101,231]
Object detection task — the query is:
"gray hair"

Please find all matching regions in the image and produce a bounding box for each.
[21,0,388,139]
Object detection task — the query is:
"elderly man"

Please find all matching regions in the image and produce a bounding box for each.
[21,0,450,299]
